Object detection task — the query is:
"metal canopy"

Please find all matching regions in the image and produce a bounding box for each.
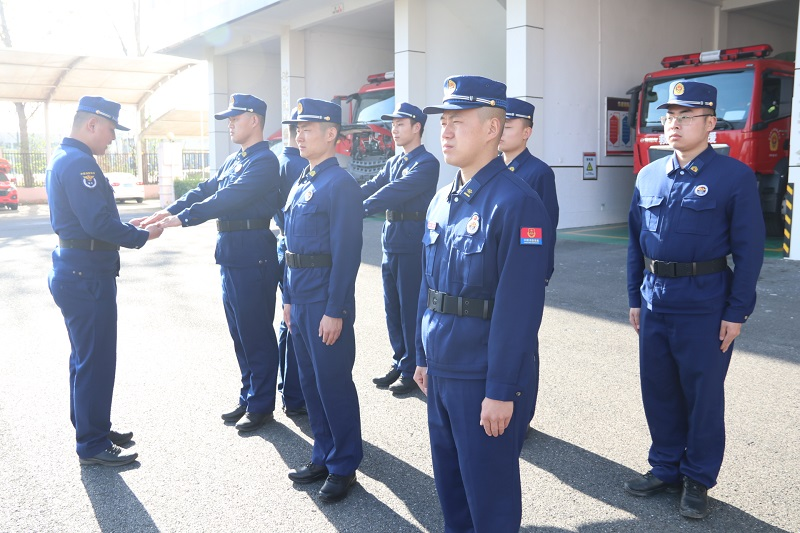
[0,48,197,108]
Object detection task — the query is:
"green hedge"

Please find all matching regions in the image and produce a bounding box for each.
[173,173,207,199]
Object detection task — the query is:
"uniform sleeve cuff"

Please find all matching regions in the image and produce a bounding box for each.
[485,380,525,402]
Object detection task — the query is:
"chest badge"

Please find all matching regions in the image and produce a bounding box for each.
[694,184,709,197]
[234,163,243,173]
[304,188,314,202]
[466,214,480,235]
[402,167,410,176]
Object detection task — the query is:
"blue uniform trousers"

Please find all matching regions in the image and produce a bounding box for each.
[277,317,305,410]
[381,250,423,378]
[290,301,363,475]
[221,265,280,414]
[639,304,732,488]
[48,270,117,459]
[428,375,533,533]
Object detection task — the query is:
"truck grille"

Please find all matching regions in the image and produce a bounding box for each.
[349,156,387,184]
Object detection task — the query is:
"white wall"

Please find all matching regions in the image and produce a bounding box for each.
[422,0,507,183]
[304,28,395,102]
[218,44,282,152]
[727,12,796,54]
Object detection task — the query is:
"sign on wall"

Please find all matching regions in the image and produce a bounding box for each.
[606,97,633,156]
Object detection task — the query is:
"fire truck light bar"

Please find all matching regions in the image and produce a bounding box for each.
[367,71,395,83]
[661,44,772,68]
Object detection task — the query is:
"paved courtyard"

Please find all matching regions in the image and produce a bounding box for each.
[1,201,797,532]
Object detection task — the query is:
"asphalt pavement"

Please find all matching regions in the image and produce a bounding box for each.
[0,200,797,532]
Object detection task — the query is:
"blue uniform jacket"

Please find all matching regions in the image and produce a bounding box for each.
[627,146,765,322]
[167,140,281,268]
[283,157,363,318]
[275,146,308,233]
[275,146,308,263]
[361,145,440,254]
[505,148,559,281]
[416,157,551,401]
[46,137,149,275]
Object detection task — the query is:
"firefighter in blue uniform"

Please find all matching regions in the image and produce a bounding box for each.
[362,102,440,396]
[133,94,282,432]
[499,97,559,284]
[275,107,308,417]
[282,98,364,503]
[625,80,765,519]
[47,96,163,466]
[414,76,551,532]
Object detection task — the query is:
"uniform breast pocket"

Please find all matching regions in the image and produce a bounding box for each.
[677,197,716,235]
[451,233,486,287]
[639,196,665,232]
[290,202,319,237]
[422,228,440,277]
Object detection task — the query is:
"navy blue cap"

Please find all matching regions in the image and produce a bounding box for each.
[214,93,267,119]
[423,75,507,114]
[381,102,426,126]
[77,96,129,131]
[282,98,342,124]
[506,98,535,121]
[657,80,717,111]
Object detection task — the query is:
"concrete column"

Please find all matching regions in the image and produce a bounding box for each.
[208,54,230,174]
[394,0,427,108]
[711,6,729,49]
[786,8,800,260]
[506,0,545,158]
[281,28,306,142]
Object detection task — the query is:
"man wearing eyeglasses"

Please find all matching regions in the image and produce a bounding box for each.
[626,80,765,519]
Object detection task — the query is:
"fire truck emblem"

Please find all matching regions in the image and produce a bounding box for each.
[694,185,708,197]
[466,214,480,235]
[769,130,779,151]
[673,82,685,96]
[297,102,303,114]
[445,79,457,96]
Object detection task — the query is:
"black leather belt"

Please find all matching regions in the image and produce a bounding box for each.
[216,219,270,232]
[285,251,332,268]
[59,238,119,251]
[427,288,493,320]
[644,256,727,278]
[386,210,426,222]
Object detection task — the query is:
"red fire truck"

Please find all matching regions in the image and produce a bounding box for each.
[627,44,793,235]
[334,72,396,184]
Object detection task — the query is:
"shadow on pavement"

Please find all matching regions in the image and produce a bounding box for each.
[80,463,159,533]
[247,421,437,532]
[521,430,789,532]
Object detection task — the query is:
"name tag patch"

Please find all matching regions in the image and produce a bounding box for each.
[520,227,543,245]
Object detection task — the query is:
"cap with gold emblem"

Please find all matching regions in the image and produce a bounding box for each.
[214,93,267,119]
[282,98,342,125]
[657,80,717,111]
[423,75,507,114]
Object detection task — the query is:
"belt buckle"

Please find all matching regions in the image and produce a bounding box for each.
[657,261,677,277]
[428,289,444,312]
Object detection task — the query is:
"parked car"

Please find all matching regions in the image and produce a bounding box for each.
[0,158,18,210]
[107,172,145,203]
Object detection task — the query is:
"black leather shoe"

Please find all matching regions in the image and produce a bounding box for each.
[79,444,138,466]
[389,376,417,396]
[221,404,247,421]
[680,477,709,519]
[319,473,357,503]
[372,367,401,388]
[288,462,329,484]
[283,405,308,417]
[235,411,273,432]
[109,429,133,446]
[624,471,681,496]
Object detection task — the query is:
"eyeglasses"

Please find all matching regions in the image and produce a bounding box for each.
[660,114,713,125]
